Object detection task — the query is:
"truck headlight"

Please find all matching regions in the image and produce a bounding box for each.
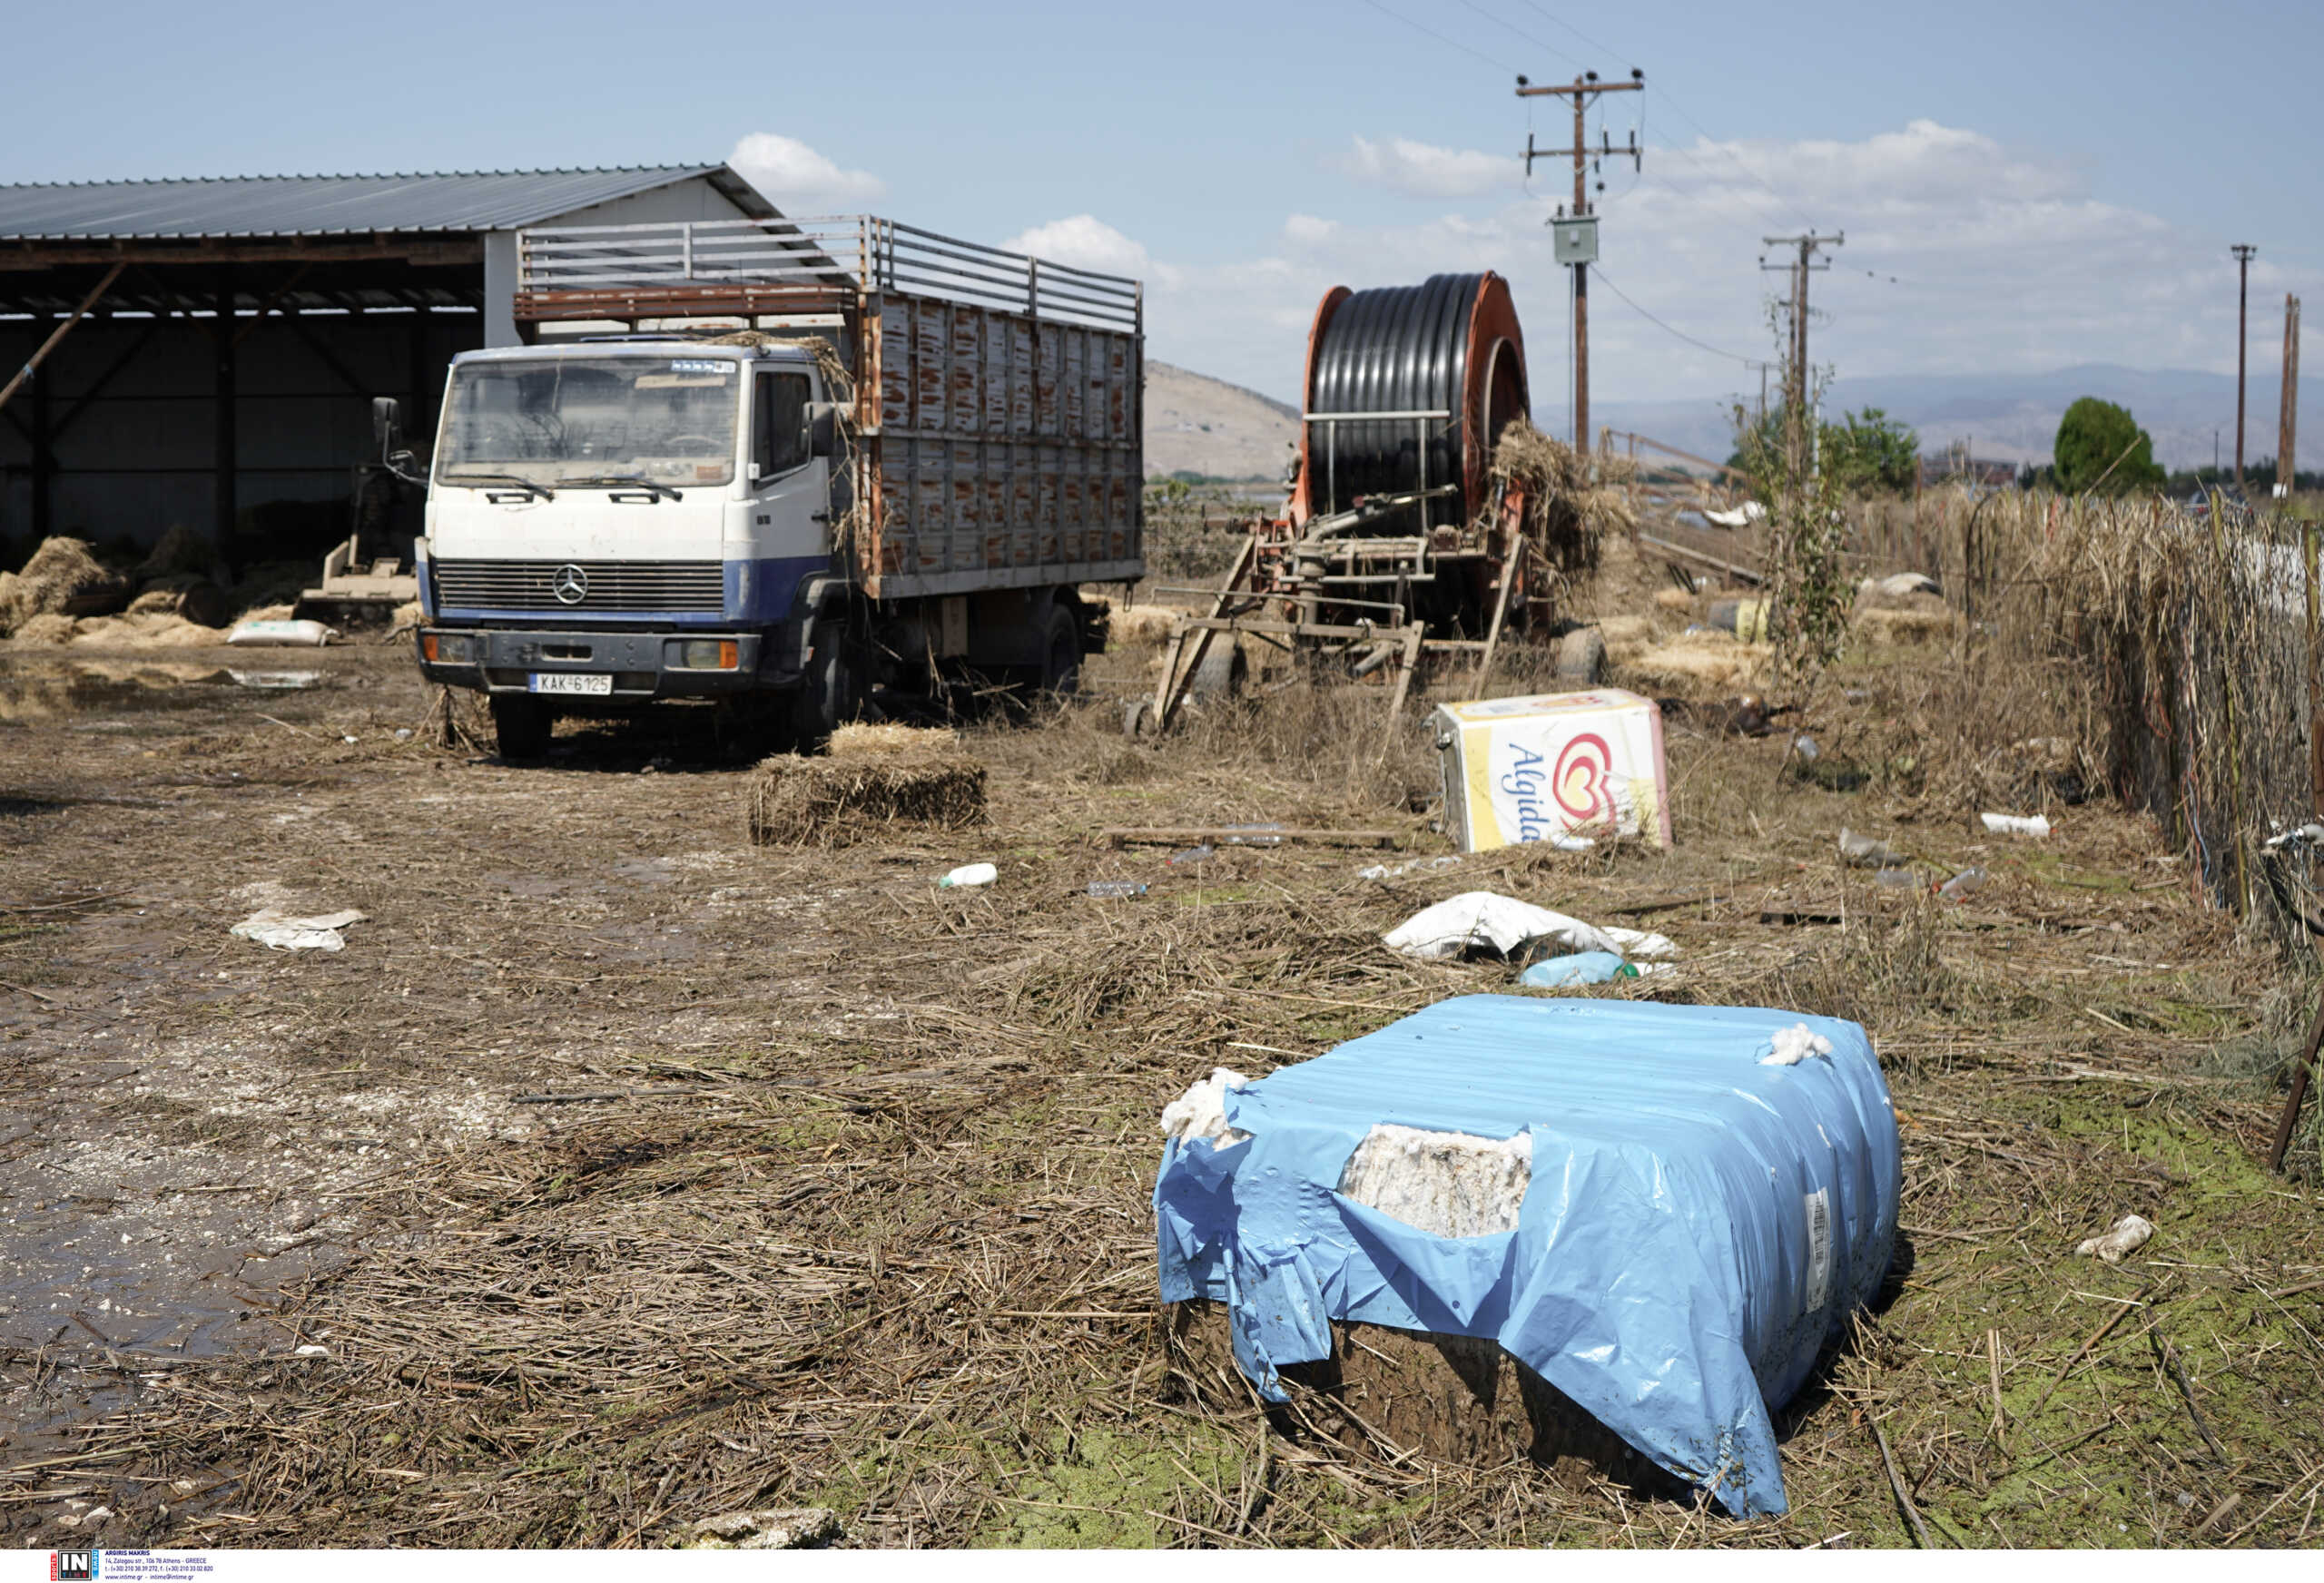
[667,638,740,670]
[422,632,478,664]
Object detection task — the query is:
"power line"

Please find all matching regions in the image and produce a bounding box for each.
[1589,266,1757,366]
[1453,0,1584,73]
[1515,0,1627,64]
[1357,0,1518,75]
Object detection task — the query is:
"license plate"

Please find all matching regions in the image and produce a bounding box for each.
[529,672,613,696]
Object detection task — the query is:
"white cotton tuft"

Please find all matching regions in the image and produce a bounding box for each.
[1337,1124,1532,1238]
[1160,1067,1253,1149]
[1760,1023,1836,1067]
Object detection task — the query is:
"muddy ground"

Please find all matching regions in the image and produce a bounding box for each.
[2,593,2321,1549]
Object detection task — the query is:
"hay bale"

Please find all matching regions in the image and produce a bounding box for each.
[1165,1301,1662,1490]
[130,575,231,629]
[748,725,985,847]
[135,524,227,584]
[9,612,78,645]
[0,536,133,634]
[1620,629,1769,692]
[1088,596,1179,649]
[1853,604,1959,646]
[71,611,231,649]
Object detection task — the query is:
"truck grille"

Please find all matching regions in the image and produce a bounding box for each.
[431,559,724,614]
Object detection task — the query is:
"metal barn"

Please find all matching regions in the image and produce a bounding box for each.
[0,165,775,571]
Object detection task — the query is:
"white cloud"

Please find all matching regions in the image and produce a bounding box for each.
[1117,117,2319,443]
[727,133,885,211]
[1002,214,1184,290]
[1337,136,1518,200]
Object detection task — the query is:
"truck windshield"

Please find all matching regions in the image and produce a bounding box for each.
[436,357,741,489]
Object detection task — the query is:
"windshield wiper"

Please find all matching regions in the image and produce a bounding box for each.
[564,473,683,502]
[443,472,555,499]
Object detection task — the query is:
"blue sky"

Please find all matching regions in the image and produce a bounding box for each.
[7,0,2317,409]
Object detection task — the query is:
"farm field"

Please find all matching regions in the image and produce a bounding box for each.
[2,529,2320,1549]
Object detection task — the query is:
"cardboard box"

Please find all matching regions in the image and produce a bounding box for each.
[1432,689,1671,851]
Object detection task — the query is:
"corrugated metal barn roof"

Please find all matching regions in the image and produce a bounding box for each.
[0,166,773,240]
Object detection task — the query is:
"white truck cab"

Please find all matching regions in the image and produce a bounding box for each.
[413,339,842,753]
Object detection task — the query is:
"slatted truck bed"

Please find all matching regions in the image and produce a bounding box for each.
[405,215,1143,755]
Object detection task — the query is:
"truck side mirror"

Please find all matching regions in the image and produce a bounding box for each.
[807,402,840,459]
[372,397,401,460]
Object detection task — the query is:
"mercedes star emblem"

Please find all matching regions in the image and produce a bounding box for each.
[550,565,588,605]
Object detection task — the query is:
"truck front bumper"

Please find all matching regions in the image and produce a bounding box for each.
[417,627,771,699]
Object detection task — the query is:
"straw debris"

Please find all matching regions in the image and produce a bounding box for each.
[747,723,987,846]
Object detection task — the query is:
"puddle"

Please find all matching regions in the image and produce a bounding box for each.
[0,659,241,721]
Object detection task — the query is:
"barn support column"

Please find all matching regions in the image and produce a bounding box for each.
[30,339,52,541]
[212,271,237,562]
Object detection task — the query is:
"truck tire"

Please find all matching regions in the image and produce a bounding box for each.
[792,618,861,752]
[1556,627,1607,688]
[1038,604,1082,698]
[490,694,553,759]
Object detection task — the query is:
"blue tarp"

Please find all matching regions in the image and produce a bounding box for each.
[1153,996,1901,1517]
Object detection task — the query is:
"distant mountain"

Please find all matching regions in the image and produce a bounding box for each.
[1144,360,1298,481]
[1549,364,2322,473]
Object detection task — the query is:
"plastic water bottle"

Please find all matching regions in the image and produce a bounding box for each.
[1167,844,1215,866]
[937,862,996,889]
[1937,866,1988,900]
[1087,880,1148,899]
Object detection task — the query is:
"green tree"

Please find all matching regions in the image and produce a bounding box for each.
[2053,398,2164,494]
[1821,408,1919,493]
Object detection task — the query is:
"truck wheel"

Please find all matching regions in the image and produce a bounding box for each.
[490,694,553,759]
[1038,605,1082,698]
[792,619,861,752]
[1555,627,1607,688]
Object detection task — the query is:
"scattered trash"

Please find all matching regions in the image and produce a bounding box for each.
[1863,572,1941,599]
[1430,691,1673,852]
[1153,997,1900,1519]
[293,1343,330,1357]
[1837,827,1905,869]
[1937,866,1989,900]
[1357,854,1464,881]
[1601,926,1677,959]
[1549,833,1597,851]
[1160,1067,1252,1148]
[231,907,369,952]
[1088,880,1148,899]
[1872,866,1922,890]
[1792,734,1820,762]
[1982,811,2053,838]
[936,862,996,889]
[1760,1023,1836,1066]
[393,728,413,741]
[1167,843,1215,866]
[2075,1214,2155,1264]
[1708,597,1773,643]
[227,669,323,690]
[1385,892,1620,960]
[1104,824,1392,849]
[681,1509,842,1550]
[1701,500,1768,528]
[2262,822,2324,853]
[1519,950,1634,988]
[226,617,339,647]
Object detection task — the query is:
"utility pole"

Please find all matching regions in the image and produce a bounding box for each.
[1760,231,1842,471]
[2234,243,2257,491]
[1518,68,1644,452]
[2282,293,2303,496]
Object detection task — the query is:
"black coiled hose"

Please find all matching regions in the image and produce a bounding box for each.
[1305,273,1482,529]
